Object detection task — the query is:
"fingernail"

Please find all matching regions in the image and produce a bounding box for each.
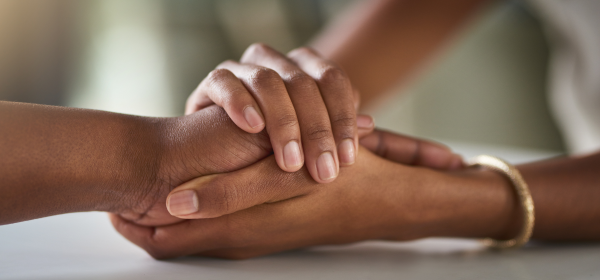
[317,152,337,181]
[357,115,374,128]
[244,106,264,129]
[167,190,199,216]
[338,139,356,165]
[283,141,303,168]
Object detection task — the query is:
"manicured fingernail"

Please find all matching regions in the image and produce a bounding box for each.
[357,115,374,128]
[317,152,337,181]
[338,139,356,165]
[167,190,199,216]
[244,106,264,129]
[283,141,303,168]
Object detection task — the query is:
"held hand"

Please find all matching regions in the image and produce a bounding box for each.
[111,131,468,259]
[359,129,464,170]
[112,148,426,259]
[165,129,463,220]
[118,123,460,226]
[116,101,372,226]
[114,106,271,226]
[185,43,360,183]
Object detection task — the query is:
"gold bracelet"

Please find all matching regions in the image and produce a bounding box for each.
[467,155,535,249]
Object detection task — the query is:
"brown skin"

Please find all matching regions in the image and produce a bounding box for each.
[112,147,600,260]
[186,44,363,183]
[0,102,269,226]
[0,40,461,226]
[112,0,600,258]
[0,101,457,226]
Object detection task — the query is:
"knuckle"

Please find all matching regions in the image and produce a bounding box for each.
[289,46,315,57]
[317,65,346,84]
[274,113,299,129]
[283,71,313,88]
[331,110,356,131]
[248,67,281,88]
[306,122,333,141]
[211,182,239,216]
[243,43,272,61]
[247,42,270,53]
[206,68,233,84]
[217,59,236,68]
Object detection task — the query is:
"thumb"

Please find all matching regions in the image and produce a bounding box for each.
[165,155,316,219]
[359,129,463,170]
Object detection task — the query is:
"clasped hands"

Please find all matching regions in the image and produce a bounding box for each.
[109,44,470,259]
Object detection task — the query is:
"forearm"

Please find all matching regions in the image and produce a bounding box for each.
[519,153,600,240]
[398,153,600,242]
[0,101,160,225]
[378,164,519,241]
[311,0,487,107]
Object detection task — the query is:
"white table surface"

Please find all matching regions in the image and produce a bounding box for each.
[2,142,599,280]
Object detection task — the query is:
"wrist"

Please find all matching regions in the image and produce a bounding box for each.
[379,166,520,241]
[418,167,521,240]
[93,115,165,213]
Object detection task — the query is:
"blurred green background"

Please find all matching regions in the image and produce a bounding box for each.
[0,0,565,152]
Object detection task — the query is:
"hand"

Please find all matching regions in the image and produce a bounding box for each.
[359,128,463,171]
[111,148,427,259]
[110,131,473,259]
[112,107,368,226]
[185,43,361,183]
[113,106,271,226]
[161,128,463,220]
[0,102,269,225]
[0,100,371,225]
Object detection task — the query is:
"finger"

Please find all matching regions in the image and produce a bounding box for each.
[117,204,181,227]
[287,47,358,167]
[186,68,265,133]
[357,114,375,138]
[359,129,463,170]
[240,43,339,183]
[115,203,285,259]
[166,155,315,219]
[108,213,164,258]
[184,88,212,115]
[217,59,304,173]
[109,213,223,259]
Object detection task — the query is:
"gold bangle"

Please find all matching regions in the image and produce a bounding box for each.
[467,155,535,249]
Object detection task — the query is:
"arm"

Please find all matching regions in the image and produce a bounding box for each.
[518,154,600,240]
[112,142,600,259]
[0,101,160,224]
[0,101,272,225]
[0,51,460,226]
[311,0,488,107]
